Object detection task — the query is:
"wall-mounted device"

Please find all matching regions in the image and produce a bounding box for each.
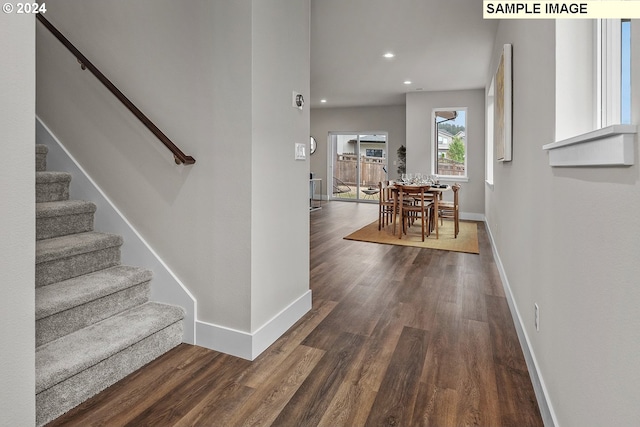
[292,91,304,110]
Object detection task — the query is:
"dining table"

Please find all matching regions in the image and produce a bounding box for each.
[389,182,451,239]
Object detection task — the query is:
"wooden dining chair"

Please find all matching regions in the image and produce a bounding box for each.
[378,181,395,231]
[438,183,461,238]
[396,184,433,241]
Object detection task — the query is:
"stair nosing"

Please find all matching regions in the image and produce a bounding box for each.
[36,302,185,393]
[36,200,97,219]
[36,232,123,264]
[36,265,153,320]
[36,171,72,183]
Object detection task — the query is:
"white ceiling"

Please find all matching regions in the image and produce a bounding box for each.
[310,0,499,108]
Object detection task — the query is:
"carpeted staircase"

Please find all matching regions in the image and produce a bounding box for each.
[35,144,185,426]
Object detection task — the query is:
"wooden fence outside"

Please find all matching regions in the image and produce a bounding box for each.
[437,158,465,176]
[335,155,464,186]
[335,154,386,186]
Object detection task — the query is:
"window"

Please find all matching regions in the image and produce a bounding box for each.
[433,108,467,178]
[596,18,631,127]
[621,19,631,125]
[547,19,634,166]
[555,18,631,140]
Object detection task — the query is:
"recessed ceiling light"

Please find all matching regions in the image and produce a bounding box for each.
[404,80,412,85]
[383,52,395,59]
[320,99,327,103]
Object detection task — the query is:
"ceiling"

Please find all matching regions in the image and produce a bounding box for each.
[310,0,499,108]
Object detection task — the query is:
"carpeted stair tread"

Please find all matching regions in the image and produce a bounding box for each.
[36,171,71,184]
[36,281,150,347]
[36,171,71,202]
[36,232,123,265]
[36,301,185,394]
[33,145,185,425]
[36,322,183,427]
[36,200,97,218]
[36,200,97,240]
[36,265,152,320]
[36,144,48,171]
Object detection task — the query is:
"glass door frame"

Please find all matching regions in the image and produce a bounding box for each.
[327,131,389,203]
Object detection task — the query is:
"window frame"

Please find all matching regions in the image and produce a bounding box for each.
[544,18,635,166]
[596,18,622,129]
[431,107,469,180]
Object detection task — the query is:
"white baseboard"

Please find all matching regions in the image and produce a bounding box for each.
[196,290,312,360]
[460,211,485,222]
[36,117,197,344]
[484,221,558,427]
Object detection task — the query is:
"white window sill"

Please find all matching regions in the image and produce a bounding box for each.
[437,176,469,183]
[542,124,636,167]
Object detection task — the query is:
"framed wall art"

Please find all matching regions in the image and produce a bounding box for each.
[495,43,512,162]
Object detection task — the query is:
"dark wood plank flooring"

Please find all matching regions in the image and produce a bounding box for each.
[48,201,543,427]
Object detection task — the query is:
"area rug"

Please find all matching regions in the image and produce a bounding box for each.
[344,219,479,254]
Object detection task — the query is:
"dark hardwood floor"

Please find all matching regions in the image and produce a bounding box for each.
[48,201,543,427]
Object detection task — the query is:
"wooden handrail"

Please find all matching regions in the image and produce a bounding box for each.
[36,14,195,165]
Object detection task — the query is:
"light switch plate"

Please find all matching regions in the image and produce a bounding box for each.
[295,143,306,160]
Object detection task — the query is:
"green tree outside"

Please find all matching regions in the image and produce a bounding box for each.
[448,136,465,163]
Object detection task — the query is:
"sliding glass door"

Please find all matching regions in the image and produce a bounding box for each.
[329,132,388,202]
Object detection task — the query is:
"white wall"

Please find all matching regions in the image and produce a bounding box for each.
[36,0,310,357]
[310,105,406,189]
[0,12,36,427]
[406,89,485,216]
[486,19,640,426]
[251,0,310,331]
